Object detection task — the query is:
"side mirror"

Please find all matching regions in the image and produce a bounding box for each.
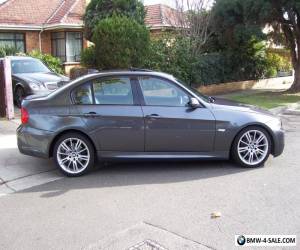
[189,97,200,108]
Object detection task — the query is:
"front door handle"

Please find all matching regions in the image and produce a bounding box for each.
[83,112,98,117]
[145,114,161,119]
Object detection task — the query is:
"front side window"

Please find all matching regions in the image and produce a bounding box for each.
[72,83,93,105]
[139,76,190,107]
[51,32,82,62]
[0,32,25,52]
[93,77,133,105]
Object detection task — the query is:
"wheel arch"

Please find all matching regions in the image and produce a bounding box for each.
[49,129,97,158]
[229,123,275,157]
[14,82,26,92]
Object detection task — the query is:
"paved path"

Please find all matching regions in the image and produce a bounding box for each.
[0,119,63,196]
[0,110,299,249]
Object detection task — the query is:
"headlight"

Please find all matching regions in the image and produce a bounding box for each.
[29,82,41,90]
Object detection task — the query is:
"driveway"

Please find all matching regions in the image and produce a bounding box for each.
[0,109,299,249]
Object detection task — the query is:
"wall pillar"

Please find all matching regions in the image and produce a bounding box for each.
[0,57,14,119]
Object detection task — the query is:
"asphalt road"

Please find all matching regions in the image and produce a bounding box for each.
[0,110,299,250]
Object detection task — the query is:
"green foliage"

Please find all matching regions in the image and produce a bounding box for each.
[0,45,20,57]
[203,0,289,84]
[192,53,226,85]
[28,50,63,74]
[81,46,97,68]
[145,34,273,85]
[92,15,150,69]
[265,52,292,77]
[144,36,194,84]
[84,0,145,40]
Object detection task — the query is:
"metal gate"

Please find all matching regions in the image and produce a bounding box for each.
[0,57,14,119]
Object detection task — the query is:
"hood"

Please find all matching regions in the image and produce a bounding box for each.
[14,72,68,84]
[211,97,274,116]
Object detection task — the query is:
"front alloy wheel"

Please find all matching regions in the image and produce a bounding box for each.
[53,133,95,176]
[232,126,271,168]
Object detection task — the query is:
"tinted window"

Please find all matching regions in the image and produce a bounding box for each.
[93,77,133,105]
[11,59,50,74]
[72,83,93,105]
[139,76,189,106]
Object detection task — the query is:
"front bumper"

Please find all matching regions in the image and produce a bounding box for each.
[272,128,285,157]
[17,125,54,158]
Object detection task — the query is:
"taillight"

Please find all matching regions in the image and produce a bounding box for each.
[21,107,29,124]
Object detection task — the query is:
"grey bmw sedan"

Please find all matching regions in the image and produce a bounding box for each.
[17,70,284,176]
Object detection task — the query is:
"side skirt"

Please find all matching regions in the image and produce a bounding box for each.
[97,151,229,161]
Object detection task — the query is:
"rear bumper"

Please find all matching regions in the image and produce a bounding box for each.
[17,125,54,158]
[272,128,285,157]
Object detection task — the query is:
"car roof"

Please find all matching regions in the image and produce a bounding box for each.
[7,56,36,61]
[83,70,176,80]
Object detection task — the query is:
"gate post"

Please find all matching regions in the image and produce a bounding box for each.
[4,57,14,120]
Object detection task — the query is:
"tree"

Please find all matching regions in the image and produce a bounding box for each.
[173,0,213,56]
[211,0,269,81]
[84,0,145,40]
[92,15,150,69]
[213,0,300,92]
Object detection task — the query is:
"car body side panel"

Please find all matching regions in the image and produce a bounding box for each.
[71,105,145,151]
[142,106,216,152]
[211,104,281,153]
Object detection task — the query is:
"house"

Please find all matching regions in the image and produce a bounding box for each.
[0,0,88,74]
[0,0,179,74]
[145,4,183,35]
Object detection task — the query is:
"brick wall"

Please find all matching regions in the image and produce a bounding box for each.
[41,31,51,54]
[25,31,51,54]
[25,31,39,52]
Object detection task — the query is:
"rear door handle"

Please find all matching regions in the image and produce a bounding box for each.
[145,114,161,119]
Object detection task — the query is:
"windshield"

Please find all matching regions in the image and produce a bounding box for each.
[174,78,210,102]
[11,59,50,74]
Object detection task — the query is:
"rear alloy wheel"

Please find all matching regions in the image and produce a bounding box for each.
[232,126,271,168]
[53,133,95,177]
[15,87,25,108]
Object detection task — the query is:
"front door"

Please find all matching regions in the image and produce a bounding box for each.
[138,76,215,152]
[71,76,144,152]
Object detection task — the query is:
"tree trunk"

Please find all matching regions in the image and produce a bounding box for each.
[289,64,300,93]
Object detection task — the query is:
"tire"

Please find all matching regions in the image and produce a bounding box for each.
[53,133,95,177]
[15,87,25,108]
[232,126,271,168]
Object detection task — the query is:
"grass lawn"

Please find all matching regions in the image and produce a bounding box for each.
[223,91,300,109]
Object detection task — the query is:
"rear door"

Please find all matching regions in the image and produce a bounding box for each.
[71,75,144,152]
[137,75,215,152]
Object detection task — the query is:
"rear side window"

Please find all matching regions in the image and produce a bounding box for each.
[72,83,93,105]
[93,77,133,105]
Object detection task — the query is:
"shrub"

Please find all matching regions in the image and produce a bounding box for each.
[28,50,63,74]
[84,0,145,40]
[81,45,97,68]
[192,53,226,85]
[69,66,89,80]
[144,36,195,84]
[92,15,150,69]
[0,45,20,57]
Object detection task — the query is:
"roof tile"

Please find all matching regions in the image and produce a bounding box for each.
[0,0,84,27]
